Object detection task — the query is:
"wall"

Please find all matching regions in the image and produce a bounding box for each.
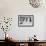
[0,0,46,40]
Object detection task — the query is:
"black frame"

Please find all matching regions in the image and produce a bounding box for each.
[18,15,34,27]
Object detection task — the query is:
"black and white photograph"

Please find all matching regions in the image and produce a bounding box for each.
[0,0,46,46]
[18,15,34,27]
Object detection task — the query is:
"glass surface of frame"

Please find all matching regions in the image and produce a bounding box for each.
[18,15,34,27]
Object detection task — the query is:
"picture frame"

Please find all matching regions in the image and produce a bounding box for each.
[18,15,34,27]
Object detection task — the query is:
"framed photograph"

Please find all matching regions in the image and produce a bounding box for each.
[18,15,34,27]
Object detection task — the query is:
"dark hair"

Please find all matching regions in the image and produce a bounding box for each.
[34,35,36,37]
